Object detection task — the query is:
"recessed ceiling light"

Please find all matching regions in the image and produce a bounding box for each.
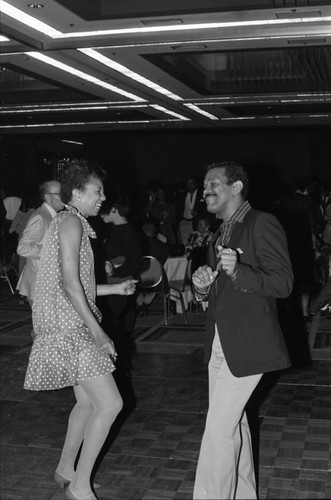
[27,3,44,8]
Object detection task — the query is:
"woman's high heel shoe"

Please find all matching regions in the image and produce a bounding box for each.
[54,471,71,489]
[54,471,101,489]
[65,484,98,500]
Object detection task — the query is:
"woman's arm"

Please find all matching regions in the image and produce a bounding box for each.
[97,280,137,296]
[59,214,113,354]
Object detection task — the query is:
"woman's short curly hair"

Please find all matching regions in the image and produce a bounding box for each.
[60,159,106,204]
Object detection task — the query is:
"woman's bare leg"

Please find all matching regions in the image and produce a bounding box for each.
[55,385,94,479]
[69,372,123,496]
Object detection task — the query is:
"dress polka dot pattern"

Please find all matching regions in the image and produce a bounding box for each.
[24,205,115,391]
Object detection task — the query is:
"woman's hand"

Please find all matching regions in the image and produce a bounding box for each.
[117,279,138,295]
[94,330,117,360]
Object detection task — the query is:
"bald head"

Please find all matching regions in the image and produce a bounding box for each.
[41,180,64,212]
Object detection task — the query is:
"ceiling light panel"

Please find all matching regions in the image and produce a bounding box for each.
[1,1,331,40]
[24,51,146,102]
[0,119,185,131]
[52,17,331,39]
[150,104,190,121]
[79,48,183,101]
[184,104,219,120]
[0,1,62,37]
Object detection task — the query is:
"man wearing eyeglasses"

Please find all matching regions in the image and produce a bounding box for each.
[17,180,64,336]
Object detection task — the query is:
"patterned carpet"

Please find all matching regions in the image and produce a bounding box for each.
[0,283,330,499]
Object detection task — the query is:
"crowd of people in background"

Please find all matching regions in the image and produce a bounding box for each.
[1,171,330,327]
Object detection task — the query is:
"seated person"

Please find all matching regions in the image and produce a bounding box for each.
[141,218,169,265]
[137,218,169,315]
[185,214,213,274]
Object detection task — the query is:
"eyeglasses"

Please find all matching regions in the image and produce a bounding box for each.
[46,192,61,195]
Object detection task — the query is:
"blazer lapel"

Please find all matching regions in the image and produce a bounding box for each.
[208,225,222,270]
[215,222,244,299]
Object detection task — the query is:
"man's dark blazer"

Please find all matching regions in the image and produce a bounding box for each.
[204,208,293,377]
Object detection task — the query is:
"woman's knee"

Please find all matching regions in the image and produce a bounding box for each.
[79,374,123,416]
[97,392,123,417]
[109,393,123,416]
[76,400,94,413]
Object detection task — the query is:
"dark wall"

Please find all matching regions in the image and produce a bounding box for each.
[133,127,315,184]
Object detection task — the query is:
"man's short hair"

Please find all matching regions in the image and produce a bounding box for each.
[206,161,249,199]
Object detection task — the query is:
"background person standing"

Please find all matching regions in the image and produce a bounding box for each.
[16,181,64,331]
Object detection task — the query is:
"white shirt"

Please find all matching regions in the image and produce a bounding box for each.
[183,190,197,219]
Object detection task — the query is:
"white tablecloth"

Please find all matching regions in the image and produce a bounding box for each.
[164,256,192,313]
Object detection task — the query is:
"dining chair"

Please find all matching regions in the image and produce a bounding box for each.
[138,255,188,325]
[0,253,19,295]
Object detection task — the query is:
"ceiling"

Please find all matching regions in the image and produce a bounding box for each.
[1,0,331,134]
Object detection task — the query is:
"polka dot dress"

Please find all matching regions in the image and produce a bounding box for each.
[24,206,115,391]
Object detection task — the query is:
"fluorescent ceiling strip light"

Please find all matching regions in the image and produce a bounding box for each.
[200,99,315,105]
[25,51,146,102]
[0,106,111,113]
[0,119,182,129]
[0,35,10,42]
[297,92,330,96]
[79,48,183,101]
[53,17,331,39]
[0,1,62,37]
[0,104,152,114]
[150,104,190,120]
[222,117,256,120]
[85,32,331,50]
[190,92,331,102]
[1,1,330,39]
[62,140,84,145]
[197,98,331,105]
[184,104,219,120]
[0,104,150,113]
[0,102,148,110]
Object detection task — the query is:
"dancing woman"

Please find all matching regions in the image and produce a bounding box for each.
[24,159,137,500]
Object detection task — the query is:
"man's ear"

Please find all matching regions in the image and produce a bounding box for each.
[232,181,243,195]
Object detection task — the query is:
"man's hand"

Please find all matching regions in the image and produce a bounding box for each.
[216,246,238,277]
[192,265,218,291]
